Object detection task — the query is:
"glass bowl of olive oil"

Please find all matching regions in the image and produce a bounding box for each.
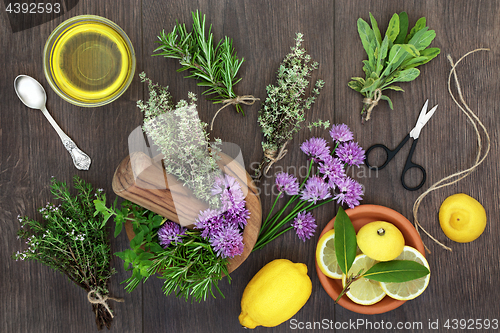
[43,15,135,107]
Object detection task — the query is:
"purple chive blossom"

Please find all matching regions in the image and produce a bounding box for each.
[195,208,225,238]
[212,173,242,196]
[318,155,346,188]
[300,137,331,162]
[275,172,300,197]
[300,175,332,204]
[158,221,186,248]
[336,141,365,167]
[334,177,364,209]
[209,224,244,258]
[330,123,354,142]
[225,207,250,229]
[292,211,317,242]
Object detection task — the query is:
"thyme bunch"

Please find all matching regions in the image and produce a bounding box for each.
[13,176,118,330]
[94,199,229,302]
[137,73,222,207]
[154,10,247,115]
[257,33,324,176]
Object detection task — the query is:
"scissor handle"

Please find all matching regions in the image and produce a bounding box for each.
[365,134,411,170]
[401,139,427,191]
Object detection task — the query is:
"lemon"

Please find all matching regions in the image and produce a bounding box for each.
[380,246,430,300]
[439,193,487,243]
[341,254,386,305]
[239,259,312,329]
[357,221,405,261]
[316,229,343,279]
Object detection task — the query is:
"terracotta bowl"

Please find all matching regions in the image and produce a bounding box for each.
[315,204,425,315]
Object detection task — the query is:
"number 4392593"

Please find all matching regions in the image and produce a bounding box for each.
[6,3,61,14]
[443,318,498,330]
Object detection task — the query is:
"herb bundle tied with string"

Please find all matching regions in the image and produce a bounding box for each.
[154,10,258,129]
[257,33,324,177]
[13,176,120,330]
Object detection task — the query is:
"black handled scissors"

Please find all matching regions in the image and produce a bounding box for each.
[365,100,438,191]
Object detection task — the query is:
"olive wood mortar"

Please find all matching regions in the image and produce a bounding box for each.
[112,151,262,273]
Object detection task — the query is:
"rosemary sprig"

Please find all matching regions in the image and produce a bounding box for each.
[95,199,229,302]
[14,176,117,330]
[154,10,246,114]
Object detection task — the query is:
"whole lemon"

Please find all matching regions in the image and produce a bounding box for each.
[239,259,312,329]
[439,193,486,243]
[357,221,405,261]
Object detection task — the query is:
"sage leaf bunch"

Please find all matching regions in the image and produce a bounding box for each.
[333,207,430,303]
[349,12,440,121]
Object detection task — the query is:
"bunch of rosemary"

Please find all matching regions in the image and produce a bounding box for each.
[137,73,222,207]
[349,12,440,121]
[13,176,118,330]
[94,199,229,302]
[154,10,253,119]
[257,33,324,176]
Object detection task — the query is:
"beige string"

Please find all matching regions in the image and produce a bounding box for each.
[210,95,260,130]
[363,88,382,121]
[87,290,124,318]
[263,141,289,175]
[412,48,491,253]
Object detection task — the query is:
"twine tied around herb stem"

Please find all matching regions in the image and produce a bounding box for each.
[363,88,382,121]
[210,95,260,130]
[412,48,491,253]
[263,141,289,175]
[87,290,124,318]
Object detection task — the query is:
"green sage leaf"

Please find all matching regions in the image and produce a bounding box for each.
[380,94,393,109]
[334,207,357,275]
[363,260,430,283]
[408,28,436,50]
[399,44,420,58]
[376,35,390,75]
[405,17,427,43]
[394,12,409,44]
[384,85,404,92]
[357,18,377,60]
[382,45,406,76]
[392,68,420,83]
[348,80,363,92]
[385,13,400,42]
[369,12,382,45]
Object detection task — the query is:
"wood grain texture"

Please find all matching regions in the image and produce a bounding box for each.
[1,0,499,332]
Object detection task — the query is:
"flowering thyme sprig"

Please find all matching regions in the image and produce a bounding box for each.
[253,124,365,251]
[13,176,117,330]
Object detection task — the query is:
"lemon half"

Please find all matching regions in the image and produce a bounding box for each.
[316,229,343,279]
[342,254,386,305]
[380,246,430,300]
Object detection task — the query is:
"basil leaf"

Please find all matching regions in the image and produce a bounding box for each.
[334,207,357,275]
[369,12,382,45]
[385,13,400,42]
[408,28,436,50]
[394,12,409,44]
[391,68,420,83]
[379,94,393,109]
[363,260,430,283]
[405,17,427,43]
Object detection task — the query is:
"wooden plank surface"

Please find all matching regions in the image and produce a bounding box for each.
[1,0,499,332]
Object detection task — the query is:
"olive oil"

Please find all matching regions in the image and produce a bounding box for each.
[49,21,133,104]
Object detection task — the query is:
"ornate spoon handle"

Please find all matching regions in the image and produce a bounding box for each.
[41,106,91,170]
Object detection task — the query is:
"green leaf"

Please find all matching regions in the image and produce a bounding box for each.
[130,230,145,249]
[348,80,363,92]
[114,220,123,238]
[400,56,429,69]
[384,85,404,92]
[391,68,420,83]
[363,260,430,283]
[399,44,420,58]
[400,47,440,68]
[357,18,377,69]
[405,17,427,43]
[375,35,390,75]
[394,12,409,44]
[381,45,406,77]
[369,13,382,45]
[408,28,436,50]
[334,207,357,275]
[385,13,400,42]
[380,94,394,109]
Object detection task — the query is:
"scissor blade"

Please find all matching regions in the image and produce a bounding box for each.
[410,100,438,139]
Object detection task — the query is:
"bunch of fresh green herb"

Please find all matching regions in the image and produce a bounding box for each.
[349,12,440,122]
[137,73,222,207]
[257,33,324,176]
[154,10,249,115]
[94,199,229,302]
[13,176,118,330]
[333,207,430,302]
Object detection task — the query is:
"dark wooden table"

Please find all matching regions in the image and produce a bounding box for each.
[2,1,499,332]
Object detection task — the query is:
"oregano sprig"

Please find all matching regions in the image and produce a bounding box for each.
[349,12,440,122]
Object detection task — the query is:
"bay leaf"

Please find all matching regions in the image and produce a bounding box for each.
[394,12,409,44]
[334,207,357,275]
[363,260,430,283]
[385,13,400,42]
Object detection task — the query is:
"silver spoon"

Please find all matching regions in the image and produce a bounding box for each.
[14,75,91,170]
